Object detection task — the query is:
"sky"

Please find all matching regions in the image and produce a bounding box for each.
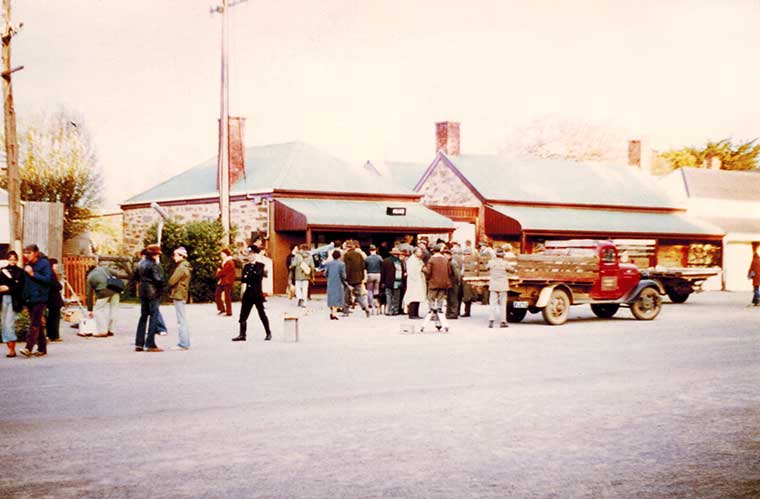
[13,0,760,210]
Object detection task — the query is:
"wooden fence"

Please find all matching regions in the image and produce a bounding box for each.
[62,256,96,302]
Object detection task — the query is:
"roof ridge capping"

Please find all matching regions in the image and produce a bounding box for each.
[440,152,681,209]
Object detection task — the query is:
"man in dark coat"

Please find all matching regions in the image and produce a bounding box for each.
[343,241,370,317]
[20,244,53,357]
[445,249,462,320]
[420,245,453,331]
[46,258,64,342]
[232,245,271,341]
[135,244,164,352]
[380,247,404,315]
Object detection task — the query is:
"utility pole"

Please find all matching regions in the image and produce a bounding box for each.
[212,0,246,244]
[2,0,22,256]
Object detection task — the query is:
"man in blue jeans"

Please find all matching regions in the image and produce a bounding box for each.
[135,244,164,352]
[168,247,192,350]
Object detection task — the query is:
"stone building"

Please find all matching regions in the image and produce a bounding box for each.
[121,139,452,294]
[409,122,724,267]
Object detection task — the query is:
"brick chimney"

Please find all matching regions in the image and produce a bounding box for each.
[628,139,641,168]
[228,116,246,187]
[436,121,460,155]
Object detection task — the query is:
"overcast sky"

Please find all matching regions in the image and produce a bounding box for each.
[14,0,760,209]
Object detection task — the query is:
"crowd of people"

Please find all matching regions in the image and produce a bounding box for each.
[0,234,544,360]
[288,237,518,330]
[6,235,760,359]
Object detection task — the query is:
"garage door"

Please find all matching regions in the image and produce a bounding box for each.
[724,241,753,291]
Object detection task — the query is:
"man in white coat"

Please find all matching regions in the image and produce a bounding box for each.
[404,247,427,319]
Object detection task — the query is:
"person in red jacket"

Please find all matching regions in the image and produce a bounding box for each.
[215,248,235,316]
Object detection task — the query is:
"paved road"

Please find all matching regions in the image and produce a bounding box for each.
[1,292,759,498]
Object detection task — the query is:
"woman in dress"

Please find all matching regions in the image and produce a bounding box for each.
[324,249,346,320]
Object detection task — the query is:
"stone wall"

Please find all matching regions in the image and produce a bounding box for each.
[123,199,269,254]
[418,160,481,207]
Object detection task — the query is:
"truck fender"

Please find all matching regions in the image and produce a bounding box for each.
[623,279,665,304]
[535,284,573,308]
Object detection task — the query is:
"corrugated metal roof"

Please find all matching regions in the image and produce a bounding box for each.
[701,216,760,234]
[442,154,680,209]
[381,161,429,190]
[489,204,723,236]
[278,198,454,230]
[123,141,413,205]
[677,167,760,201]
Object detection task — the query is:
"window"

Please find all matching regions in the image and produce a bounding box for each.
[602,248,616,263]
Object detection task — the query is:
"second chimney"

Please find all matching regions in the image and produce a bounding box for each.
[436,121,460,156]
[228,116,246,187]
[628,139,641,168]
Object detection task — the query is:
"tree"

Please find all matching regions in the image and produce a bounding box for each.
[661,139,760,171]
[1,109,103,239]
[143,219,228,303]
[499,116,629,164]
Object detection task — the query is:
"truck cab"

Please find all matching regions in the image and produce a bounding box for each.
[544,240,640,300]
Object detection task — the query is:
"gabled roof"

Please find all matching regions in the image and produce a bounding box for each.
[667,167,760,201]
[123,141,414,206]
[375,160,430,190]
[421,153,680,209]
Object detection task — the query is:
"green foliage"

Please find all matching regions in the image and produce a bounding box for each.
[143,219,229,302]
[661,139,760,172]
[0,109,103,239]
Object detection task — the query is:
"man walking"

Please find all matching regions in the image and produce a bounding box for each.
[20,244,52,357]
[365,245,383,314]
[168,247,192,350]
[84,264,120,338]
[135,244,164,352]
[232,246,272,341]
[421,245,452,332]
[343,241,370,317]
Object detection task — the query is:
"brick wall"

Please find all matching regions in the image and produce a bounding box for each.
[418,161,480,207]
[122,199,269,254]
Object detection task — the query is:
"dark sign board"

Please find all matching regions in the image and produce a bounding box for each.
[386,207,406,216]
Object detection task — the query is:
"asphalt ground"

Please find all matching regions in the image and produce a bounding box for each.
[1,291,759,498]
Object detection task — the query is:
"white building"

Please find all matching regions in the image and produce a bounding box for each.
[660,167,760,291]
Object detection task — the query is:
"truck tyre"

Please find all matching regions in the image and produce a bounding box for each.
[542,289,570,325]
[666,289,691,303]
[590,303,620,318]
[631,287,662,320]
[507,305,528,323]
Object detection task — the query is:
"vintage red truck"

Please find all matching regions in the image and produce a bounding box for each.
[464,239,665,325]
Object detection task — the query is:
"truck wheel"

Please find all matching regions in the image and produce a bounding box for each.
[590,303,620,318]
[542,289,570,325]
[631,287,662,320]
[666,290,691,303]
[507,305,528,323]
